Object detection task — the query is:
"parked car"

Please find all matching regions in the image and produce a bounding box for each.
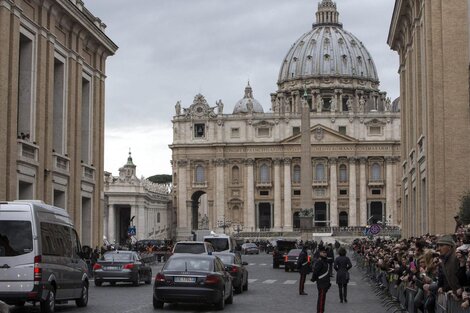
[0,200,89,313]
[93,250,152,286]
[172,241,215,254]
[272,239,297,269]
[153,253,233,310]
[284,248,311,272]
[204,234,237,253]
[241,243,259,255]
[214,252,248,294]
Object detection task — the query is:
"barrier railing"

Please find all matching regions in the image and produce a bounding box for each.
[353,252,470,313]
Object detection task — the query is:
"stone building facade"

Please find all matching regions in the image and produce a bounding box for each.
[388,0,470,237]
[0,0,117,247]
[170,0,401,240]
[104,153,172,245]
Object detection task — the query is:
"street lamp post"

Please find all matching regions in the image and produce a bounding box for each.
[217,216,231,234]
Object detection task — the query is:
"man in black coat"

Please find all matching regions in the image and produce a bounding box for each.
[311,246,331,313]
[297,245,311,295]
[326,244,334,277]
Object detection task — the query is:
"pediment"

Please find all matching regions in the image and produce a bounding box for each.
[281,124,358,144]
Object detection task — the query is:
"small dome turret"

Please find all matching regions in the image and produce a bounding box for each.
[233,82,264,114]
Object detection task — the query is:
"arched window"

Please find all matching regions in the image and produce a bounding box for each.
[315,163,325,181]
[339,164,348,182]
[157,212,160,223]
[293,165,301,183]
[195,165,205,183]
[371,163,381,180]
[260,164,270,183]
[232,166,240,184]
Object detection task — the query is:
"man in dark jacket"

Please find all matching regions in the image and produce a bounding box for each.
[311,246,331,313]
[326,244,334,277]
[297,245,311,295]
[334,247,352,303]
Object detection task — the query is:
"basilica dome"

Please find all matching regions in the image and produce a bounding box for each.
[278,0,379,85]
[233,82,264,114]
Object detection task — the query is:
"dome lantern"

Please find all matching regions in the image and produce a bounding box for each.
[315,0,340,26]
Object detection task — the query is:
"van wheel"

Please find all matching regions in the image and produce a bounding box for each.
[40,288,56,313]
[75,283,88,307]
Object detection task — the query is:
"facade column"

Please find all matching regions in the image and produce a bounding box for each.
[329,158,338,227]
[108,204,116,244]
[215,158,225,229]
[273,158,282,230]
[359,157,367,226]
[348,157,357,226]
[385,157,395,225]
[137,205,145,240]
[176,160,190,240]
[283,158,293,231]
[245,159,255,231]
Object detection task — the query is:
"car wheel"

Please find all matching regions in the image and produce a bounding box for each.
[75,283,88,307]
[94,280,102,287]
[234,284,242,294]
[225,286,233,305]
[153,296,164,309]
[133,273,140,286]
[215,290,225,310]
[273,262,279,269]
[145,271,152,285]
[40,288,56,313]
[243,274,248,291]
[110,282,116,286]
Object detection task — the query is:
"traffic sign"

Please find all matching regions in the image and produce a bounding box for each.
[369,224,381,235]
[127,226,136,236]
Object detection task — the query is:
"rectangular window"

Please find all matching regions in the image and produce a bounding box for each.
[81,75,92,164]
[339,189,348,195]
[18,180,33,199]
[194,123,205,138]
[372,189,381,195]
[231,128,240,138]
[53,56,66,154]
[53,189,66,208]
[259,190,269,196]
[0,221,33,256]
[369,126,382,135]
[292,127,300,136]
[40,223,72,257]
[293,190,301,196]
[338,126,346,135]
[81,197,92,246]
[18,32,34,140]
[257,127,270,137]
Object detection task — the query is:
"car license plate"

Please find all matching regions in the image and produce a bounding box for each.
[106,266,120,270]
[174,276,196,283]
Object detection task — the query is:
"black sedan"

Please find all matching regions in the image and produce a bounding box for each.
[214,252,248,294]
[153,253,233,310]
[284,248,311,272]
[93,250,152,286]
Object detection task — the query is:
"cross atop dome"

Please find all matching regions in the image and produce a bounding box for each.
[315,0,341,26]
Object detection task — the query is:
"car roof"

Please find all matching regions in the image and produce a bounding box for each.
[175,241,207,244]
[169,253,217,260]
[212,252,236,257]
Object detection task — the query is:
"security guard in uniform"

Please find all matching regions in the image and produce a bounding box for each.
[310,246,331,313]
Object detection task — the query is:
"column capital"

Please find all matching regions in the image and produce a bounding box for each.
[359,157,367,164]
[348,157,357,164]
[283,157,292,165]
[329,157,338,165]
[213,158,226,166]
[244,158,255,166]
[273,158,282,166]
[385,156,394,164]
[177,160,188,167]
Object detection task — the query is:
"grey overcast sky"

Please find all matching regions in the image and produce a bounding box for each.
[83,0,399,178]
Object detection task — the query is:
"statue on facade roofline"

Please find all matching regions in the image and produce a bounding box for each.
[175,100,181,115]
[384,97,392,112]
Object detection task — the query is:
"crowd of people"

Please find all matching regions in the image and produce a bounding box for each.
[353,222,470,312]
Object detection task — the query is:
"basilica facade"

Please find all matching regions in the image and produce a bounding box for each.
[170,0,401,240]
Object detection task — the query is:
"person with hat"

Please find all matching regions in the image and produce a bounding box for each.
[310,246,331,313]
[455,215,464,233]
[436,234,467,295]
[297,245,311,295]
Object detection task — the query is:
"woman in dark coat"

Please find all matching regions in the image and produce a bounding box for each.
[334,247,352,303]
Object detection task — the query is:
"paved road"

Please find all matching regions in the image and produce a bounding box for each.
[7,251,384,313]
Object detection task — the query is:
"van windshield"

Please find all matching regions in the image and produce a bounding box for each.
[204,238,229,251]
[0,221,33,256]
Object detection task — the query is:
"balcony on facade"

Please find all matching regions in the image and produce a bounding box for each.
[368,179,384,187]
[81,164,95,182]
[192,181,208,189]
[256,181,272,188]
[312,179,328,187]
[52,152,70,174]
[17,139,39,165]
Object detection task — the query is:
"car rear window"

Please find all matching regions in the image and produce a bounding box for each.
[0,221,33,256]
[204,238,229,251]
[103,253,133,261]
[173,243,205,254]
[165,258,212,271]
[216,255,234,264]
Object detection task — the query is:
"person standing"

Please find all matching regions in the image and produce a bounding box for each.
[311,246,331,313]
[297,245,311,295]
[326,244,334,277]
[334,247,352,303]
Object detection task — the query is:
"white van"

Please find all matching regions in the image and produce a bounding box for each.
[0,201,89,312]
[203,234,237,253]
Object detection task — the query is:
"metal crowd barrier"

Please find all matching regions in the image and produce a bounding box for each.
[353,252,470,313]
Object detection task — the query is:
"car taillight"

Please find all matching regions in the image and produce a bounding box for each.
[284,255,288,262]
[307,256,311,263]
[34,255,41,282]
[204,274,221,285]
[93,263,102,270]
[230,266,239,273]
[123,263,134,269]
[155,273,166,282]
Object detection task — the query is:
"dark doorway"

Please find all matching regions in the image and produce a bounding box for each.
[191,191,206,231]
[293,211,300,229]
[370,202,383,224]
[258,203,271,230]
[314,202,327,226]
[118,206,131,245]
[339,211,348,227]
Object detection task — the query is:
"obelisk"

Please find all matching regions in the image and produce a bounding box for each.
[300,91,313,216]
